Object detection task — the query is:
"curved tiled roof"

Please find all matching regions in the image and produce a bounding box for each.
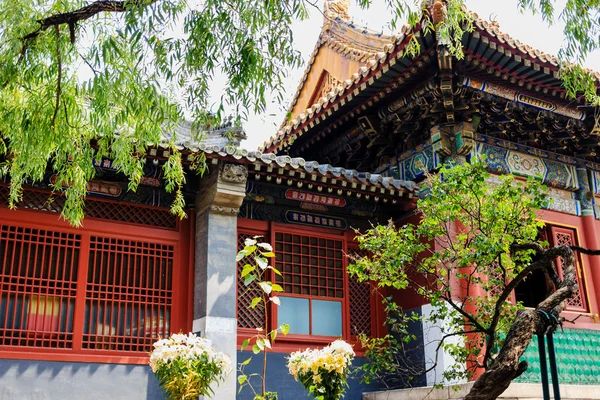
[473,15,600,82]
[263,24,414,152]
[279,16,395,135]
[198,144,418,195]
[263,5,600,153]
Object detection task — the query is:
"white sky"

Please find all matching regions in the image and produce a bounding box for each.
[232,0,600,151]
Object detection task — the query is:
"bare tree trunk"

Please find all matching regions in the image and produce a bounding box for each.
[464,246,595,400]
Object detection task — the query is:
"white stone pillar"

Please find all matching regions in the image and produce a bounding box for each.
[194,162,247,399]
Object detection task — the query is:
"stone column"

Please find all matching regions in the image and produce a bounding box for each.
[194,161,247,399]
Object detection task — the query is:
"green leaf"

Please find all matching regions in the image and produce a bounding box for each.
[270,329,277,341]
[258,281,272,294]
[250,297,262,309]
[243,274,257,286]
[256,256,268,269]
[241,339,249,350]
[241,264,255,277]
[252,344,261,354]
[236,251,246,262]
[238,375,247,385]
[280,323,290,336]
[240,356,252,366]
[261,251,276,258]
[271,283,284,292]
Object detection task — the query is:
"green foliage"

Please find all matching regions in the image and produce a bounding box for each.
[237,236,289,398]
[149,333,231,400]
[154,352,224,399]
[355,298,422,386]
[0,0,306,225]
[288,340,355,400]
[349,160,549,384]
[0,0,597,226]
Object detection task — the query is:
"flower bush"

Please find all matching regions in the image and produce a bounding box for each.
[287,340,355,400]
[150,333,232,399]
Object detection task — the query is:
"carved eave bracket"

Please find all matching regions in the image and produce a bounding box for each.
[196,161,248,216]
[431,120,477,158]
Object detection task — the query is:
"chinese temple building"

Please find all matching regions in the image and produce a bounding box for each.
[1,0,600,399]
[262,0,600,398]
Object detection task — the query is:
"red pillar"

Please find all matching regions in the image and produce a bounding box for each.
[581,215,600,316]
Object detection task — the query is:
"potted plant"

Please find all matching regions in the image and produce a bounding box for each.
[287,340,355,400]
[150,332,231,399]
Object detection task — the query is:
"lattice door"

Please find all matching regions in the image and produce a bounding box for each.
[347,248,372,337]
[550,227,588,312]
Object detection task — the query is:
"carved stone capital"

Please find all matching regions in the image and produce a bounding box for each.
[209,205,240,215]
[196,161,247,216]
[220,163,248,184]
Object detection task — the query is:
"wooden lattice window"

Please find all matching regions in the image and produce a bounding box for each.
[237,232,265,330]
[515,225,589,312]
[347,247,372,337]
[549,226,588,312]
[0,225,80,348]
[82,237,173,351]
[274,231,345,337]
[0,206,189,362]
[236,219,382,342]
[275,232,344,298]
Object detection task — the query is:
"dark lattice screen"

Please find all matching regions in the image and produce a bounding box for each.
[274,232,344,298]
[0,185,176,230]
[237,233,265,329]
[551,227,588,312]
[347,247,372,336]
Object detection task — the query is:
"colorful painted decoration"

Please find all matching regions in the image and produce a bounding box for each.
[92,158,119,170]
[461,77,585,121]
[285,189,346,207]
[284,210,347,229]
[140,176,161,187]
[475,142,579,191]
[51,175,122,197]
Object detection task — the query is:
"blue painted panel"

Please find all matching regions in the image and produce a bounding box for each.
[236,352,388,400]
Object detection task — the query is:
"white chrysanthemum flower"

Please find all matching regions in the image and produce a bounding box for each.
[330,339,355,357]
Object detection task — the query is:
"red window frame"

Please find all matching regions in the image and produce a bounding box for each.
[546,225,589,313]
[236,218,382,352]
[0,201,192,364]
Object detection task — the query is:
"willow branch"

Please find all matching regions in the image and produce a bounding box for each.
[51,25,62,128]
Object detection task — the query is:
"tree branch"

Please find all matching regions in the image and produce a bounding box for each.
[19,0,159,58]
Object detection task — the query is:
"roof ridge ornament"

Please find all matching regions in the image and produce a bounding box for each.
[324,0,351,22]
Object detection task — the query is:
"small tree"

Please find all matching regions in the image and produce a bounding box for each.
[236,236,290,400]
[349,160,600,400]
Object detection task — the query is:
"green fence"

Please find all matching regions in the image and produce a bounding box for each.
[515,328,600,385]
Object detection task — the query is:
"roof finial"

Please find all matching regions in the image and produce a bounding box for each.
[324,0,351,21]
